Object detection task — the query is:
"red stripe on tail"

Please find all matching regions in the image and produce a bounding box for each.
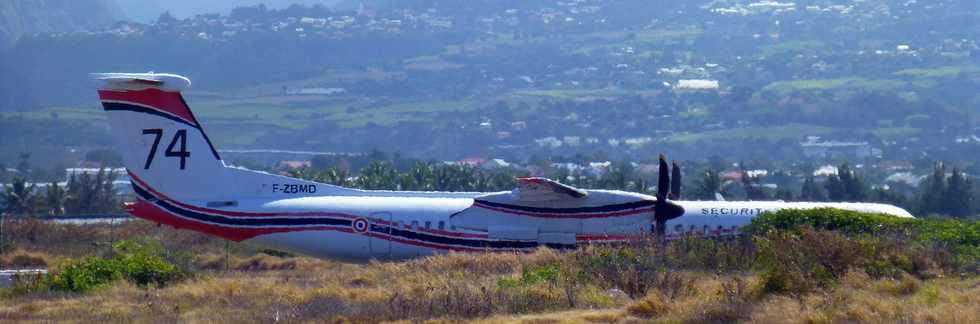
[98,88,198,126]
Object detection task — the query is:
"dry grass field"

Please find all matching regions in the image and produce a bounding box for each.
[0,217,977,323]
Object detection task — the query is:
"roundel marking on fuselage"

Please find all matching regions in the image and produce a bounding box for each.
[352,218,369,233]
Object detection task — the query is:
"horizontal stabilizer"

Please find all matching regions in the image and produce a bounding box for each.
[91,73,191,92]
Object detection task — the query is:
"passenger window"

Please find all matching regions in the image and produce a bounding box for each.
[424,221,431,229]
[451,225,457,230]
[688,225,696,232]
[703,225,710,233]
[438,221,445,230]
[411,220,418,229]
[674,224,683,232]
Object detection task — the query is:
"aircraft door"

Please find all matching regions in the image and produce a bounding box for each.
[369,212,392,260]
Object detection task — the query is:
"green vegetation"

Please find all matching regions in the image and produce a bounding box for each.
[667,123,836,144]
[0,209,977,322]
[746,208,980,269]
[512,88,660,100]
[19,239,190,293]
[894,66,980,78]
[759,40,826,57]
[763,78,907,93]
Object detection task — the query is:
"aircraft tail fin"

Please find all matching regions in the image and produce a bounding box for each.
[94,73,230,201]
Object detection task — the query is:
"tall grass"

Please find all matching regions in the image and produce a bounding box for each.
[0,210,977,322]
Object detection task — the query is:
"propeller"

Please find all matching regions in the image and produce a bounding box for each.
[654,154,685,238]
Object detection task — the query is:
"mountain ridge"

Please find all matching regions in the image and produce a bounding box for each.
[0,0,123,47]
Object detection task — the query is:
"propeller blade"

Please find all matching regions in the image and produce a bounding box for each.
[670,160,681,200]
[657,154,669,201]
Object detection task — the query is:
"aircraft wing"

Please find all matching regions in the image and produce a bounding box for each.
[514,177,588,201]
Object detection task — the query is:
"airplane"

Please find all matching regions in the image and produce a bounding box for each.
[93,73,914,262]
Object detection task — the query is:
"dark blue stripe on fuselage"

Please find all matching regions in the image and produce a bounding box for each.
[385,226,541,249]
[475,198,655,214]
[133,184,350,227]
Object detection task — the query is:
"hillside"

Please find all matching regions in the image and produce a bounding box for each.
[114,0,340,22]
[0,0,977,173]
[0,0,123,47]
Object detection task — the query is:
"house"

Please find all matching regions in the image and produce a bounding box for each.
[279,161,312,169]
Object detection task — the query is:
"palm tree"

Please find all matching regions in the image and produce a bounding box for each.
[45,181,67,215]
[2,177,38,215]
[409,162,434,191]
[358,161,398,190]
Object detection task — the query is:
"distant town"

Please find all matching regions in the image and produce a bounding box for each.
[0,0,977,218]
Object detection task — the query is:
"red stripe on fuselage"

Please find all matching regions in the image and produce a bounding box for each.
[98,89,197,126]
[128,170,356,219]
[129,199,353,241]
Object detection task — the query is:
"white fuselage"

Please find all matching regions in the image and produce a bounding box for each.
[131,176,913,262]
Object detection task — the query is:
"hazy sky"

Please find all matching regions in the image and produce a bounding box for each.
[115,0,340,22]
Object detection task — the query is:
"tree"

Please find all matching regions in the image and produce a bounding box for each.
[799,175,826,201]
[45,181,67,215]
[357,161,398,190]
[824,163,866,202]
[944,167,973,218]
[1,177,37,215]
[64,168,118,214]
[918,162,947,216]
[693,170,723,200]
[825,170,844,201]
[775,188,795,201]
[838,163,866,202]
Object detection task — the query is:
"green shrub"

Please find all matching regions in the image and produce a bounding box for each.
[498,262,561,288]
[746,208,979,272]
[42,239,190,293]
[754,229,866,295]
[744,208,916,236]
[45,256,122,292]
[566,244,695,299]
[666,235,755,272]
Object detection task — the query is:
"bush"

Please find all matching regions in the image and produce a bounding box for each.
[498,262,560,288]
[746,208,980,272]
[42,239,190,293]
[568,244,695,299]
[666,235,755,272]
[754,229,866,295]
[45,256,123,292]
[754,224,959,296]
[747,208,979,247]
